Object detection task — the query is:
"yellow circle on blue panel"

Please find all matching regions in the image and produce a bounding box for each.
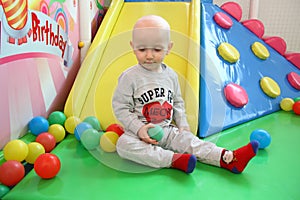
[217,42,240,63]
[260,77,281,98]
[251,42,270,60]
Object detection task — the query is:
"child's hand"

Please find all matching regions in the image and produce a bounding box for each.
[137,123,158,145]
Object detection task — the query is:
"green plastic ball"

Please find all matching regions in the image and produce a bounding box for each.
[0,184,10,198]
[148,125,164,141]
[48,111,67,126]
[83,116,102,131]
[81,129,102,150]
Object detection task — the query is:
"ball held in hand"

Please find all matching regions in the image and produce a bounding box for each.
[148,125,164,141]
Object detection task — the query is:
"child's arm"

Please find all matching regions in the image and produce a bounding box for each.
[112,73,145,135]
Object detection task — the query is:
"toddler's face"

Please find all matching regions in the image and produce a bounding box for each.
[131,27,173,71]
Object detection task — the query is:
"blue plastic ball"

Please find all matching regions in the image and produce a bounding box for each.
[74,122,93,141]
[28,116,49,136]
[250,129,271,149]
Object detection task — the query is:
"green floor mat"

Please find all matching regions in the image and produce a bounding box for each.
[3,111,300,200]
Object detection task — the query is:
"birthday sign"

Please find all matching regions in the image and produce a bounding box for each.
[0,7,72,66]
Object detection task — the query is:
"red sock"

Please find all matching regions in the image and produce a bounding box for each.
[220,141,259,174]
[172,153,197,174]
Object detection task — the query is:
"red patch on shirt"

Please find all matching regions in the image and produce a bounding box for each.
[142,101,172,123]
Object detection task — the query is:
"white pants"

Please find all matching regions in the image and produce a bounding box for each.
[116,125,224,169]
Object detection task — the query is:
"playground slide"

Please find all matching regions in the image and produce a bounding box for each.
[64,0,200,134]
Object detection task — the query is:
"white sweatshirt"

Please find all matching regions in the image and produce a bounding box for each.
[112,63,189,135]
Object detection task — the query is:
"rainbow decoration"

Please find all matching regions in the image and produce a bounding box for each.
[54,8,68,33]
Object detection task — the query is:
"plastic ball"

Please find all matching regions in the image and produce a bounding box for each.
[250,129,271,149]
[294,97,300,102]
[64,116,81,134]
[280,98,294,111]
[148,125,164,141]
[106,123,124,137]
[74,122,93,141]
[81,129,102,150]
[0,184,10,199]
[34,153,61,179]
[3,139,28,162]
[35,132,56,153]
[28,116,49,136]
[100,131,119,152]
[48,124,66,143]
[48,111,67,126]
[83,116,102,131]
[25,142,45,164]
[0,160,25,186]
[292,101,300,115]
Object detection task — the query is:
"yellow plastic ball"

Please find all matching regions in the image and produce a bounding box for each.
[100,131,119,152]
[3,140,28,162]
[25,142,45,164]
[280,98,295,111]
[64,116,81,134]
[48,124,66,143]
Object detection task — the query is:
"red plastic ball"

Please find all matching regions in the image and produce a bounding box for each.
[106,123,124,137]
[0,160,25,186]
[293,101,300,115]
[35,132,56,153]
[34,153,61,179]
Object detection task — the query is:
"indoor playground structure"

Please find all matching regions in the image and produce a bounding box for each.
[1,0,300,199]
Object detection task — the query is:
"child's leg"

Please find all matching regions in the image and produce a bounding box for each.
[163,127,258,173]
[116,133,196,173]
